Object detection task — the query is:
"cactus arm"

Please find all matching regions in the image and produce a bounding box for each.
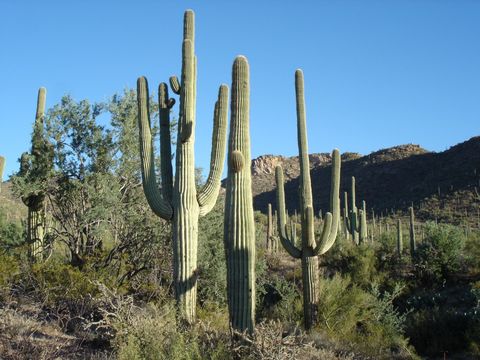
[137,76,173,220]
[275,165,302,259]
[158,83,174,202]
[313,212,333,255]
[169,76,181,95]
[197,85,229,216]
[323,149,341,248]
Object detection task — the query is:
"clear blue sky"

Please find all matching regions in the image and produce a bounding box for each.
[1,0,479,179]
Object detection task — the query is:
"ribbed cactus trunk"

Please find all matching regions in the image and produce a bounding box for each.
[137,10,228,323]
[275,69,341,330]
[224,56,255,334]
[409,206,416,258]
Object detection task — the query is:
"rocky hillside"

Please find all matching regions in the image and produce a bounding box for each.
[251,136,480,225]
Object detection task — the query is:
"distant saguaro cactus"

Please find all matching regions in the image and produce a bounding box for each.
[346,176,368,244]
[266,203,274,252]
[224,56,255,334]
[358,200,368,243]
[397,219,403,259]
[137,10,228,322]
[409,206,416,258]
[275,69,341,330]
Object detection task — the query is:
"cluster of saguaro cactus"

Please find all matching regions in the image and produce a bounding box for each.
[20,88,53,261]
[345,176,368,244]
[137,10,228,323]
[275,69,341,330]
[224,56,256,334]
[0,156,5,193]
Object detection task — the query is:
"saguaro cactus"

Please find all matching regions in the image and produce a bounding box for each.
[397,219,403,259]
[137,10,228,322]
[224,56,255,334]
[345,177,369,244]
[409,206,416,258]
[0,156,5,192]
[275,69,341,330]
[20,88,52,261]
[358,200,368,243]
[346,176,359,243]
[266,203,274,252]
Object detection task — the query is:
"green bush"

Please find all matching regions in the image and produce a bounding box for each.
[316,275,414,358]
[413,222,466,284]
[322,236,385,289]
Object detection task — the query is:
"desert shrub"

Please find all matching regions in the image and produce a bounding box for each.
[404,282,479,357]
[316,275,413,358]
[197,202,227,306]
[413,222,466,284]
[257,273,302,323]
[464,230,480,275]
[322,237,385,289]
[0,252,20,300]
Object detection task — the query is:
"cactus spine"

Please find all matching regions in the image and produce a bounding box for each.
[137,10,228,322]
[224,56,255,334]
[275,69,341,330]
[397,219,403,259]
[409,206,416,258]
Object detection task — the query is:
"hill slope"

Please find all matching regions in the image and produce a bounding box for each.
[251,136,480,225]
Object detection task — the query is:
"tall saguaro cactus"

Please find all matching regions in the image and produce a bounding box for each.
[20,88,52,261]
[275,69,341,330]
[137,10,228,323]
[224,56,255,334]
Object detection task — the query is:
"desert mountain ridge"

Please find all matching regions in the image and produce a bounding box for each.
[243,136,480,225]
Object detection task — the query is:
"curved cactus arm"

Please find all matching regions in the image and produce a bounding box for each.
[137,76,173,220]
[275,165,302,259]
[169,76,181,95]
[198,85,229,216]
[323,149,341,249]
[313,212,333,255]
[158,83,174,202]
